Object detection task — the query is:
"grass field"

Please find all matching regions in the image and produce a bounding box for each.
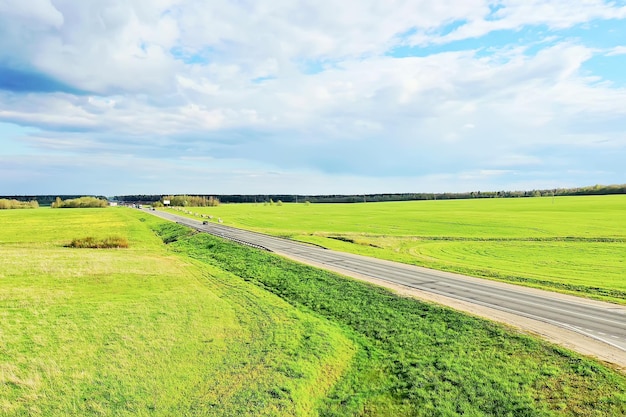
[163,195,626,303]
[0,208,354,416]
[163,221,626,416]
[2,207,626,416]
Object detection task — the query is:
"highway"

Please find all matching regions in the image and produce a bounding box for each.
[146,209,626,355]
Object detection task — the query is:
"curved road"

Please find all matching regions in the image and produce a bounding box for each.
[146,209,626,357]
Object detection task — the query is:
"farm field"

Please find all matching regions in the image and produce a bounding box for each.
[2,207,626,416]
[164,195,626,303]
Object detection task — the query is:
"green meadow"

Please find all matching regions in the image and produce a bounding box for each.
[2,207,625,416]
[0,209,354,416]
[167,195,626,303]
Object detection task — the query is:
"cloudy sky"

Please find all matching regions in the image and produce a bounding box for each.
[1,0,625,196]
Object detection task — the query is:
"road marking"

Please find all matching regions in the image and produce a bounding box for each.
[418,280,626,327]
[380,284,626,353]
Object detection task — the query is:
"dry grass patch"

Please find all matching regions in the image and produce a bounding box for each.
[66,236,129,249]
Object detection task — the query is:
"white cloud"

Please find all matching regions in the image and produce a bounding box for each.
[607,45,626,56]
[1,1,625,193]
[176,75,220,95]
[412,0,626,45]
[3,41,625,158]
[0,0,64,28]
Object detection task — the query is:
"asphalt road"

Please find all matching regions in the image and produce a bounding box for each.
[146,209,626,353]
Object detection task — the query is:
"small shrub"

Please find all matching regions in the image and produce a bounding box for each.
[66,236,129,249]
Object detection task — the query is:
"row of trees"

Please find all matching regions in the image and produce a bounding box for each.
[0,195,107,206]
[114,184,625,205]
[0,199,39,209]
[4,184,621,208]
[51,196,108,208]
[158,195,220,207]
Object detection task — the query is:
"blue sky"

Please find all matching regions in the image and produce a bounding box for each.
[1,0,625,196]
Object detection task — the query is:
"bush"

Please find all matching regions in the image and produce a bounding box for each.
[0,199,39,209]
[66,236,129,248]
[52,197,108,208]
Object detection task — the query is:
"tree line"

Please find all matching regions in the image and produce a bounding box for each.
[113,184,625,204]
[3,184,624,206]
[0,195,107,206]
[154,195,220,207]
[51,196,108,208]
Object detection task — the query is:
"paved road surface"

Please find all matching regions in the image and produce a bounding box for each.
[146,209,626,353]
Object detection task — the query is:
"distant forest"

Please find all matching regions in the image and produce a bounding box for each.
[116,183,626,204]
[3,184,624,205]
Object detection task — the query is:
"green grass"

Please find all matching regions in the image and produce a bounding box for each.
[164,195,626,303]
[0,208,355,416]
[3,207,626,416]
[165,226,626,416]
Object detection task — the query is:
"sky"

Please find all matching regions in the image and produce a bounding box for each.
[1,0,625,196]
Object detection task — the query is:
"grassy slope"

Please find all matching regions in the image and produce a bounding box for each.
[165,195,626,302]
[0,208,354,416]
[167,228,626,417]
